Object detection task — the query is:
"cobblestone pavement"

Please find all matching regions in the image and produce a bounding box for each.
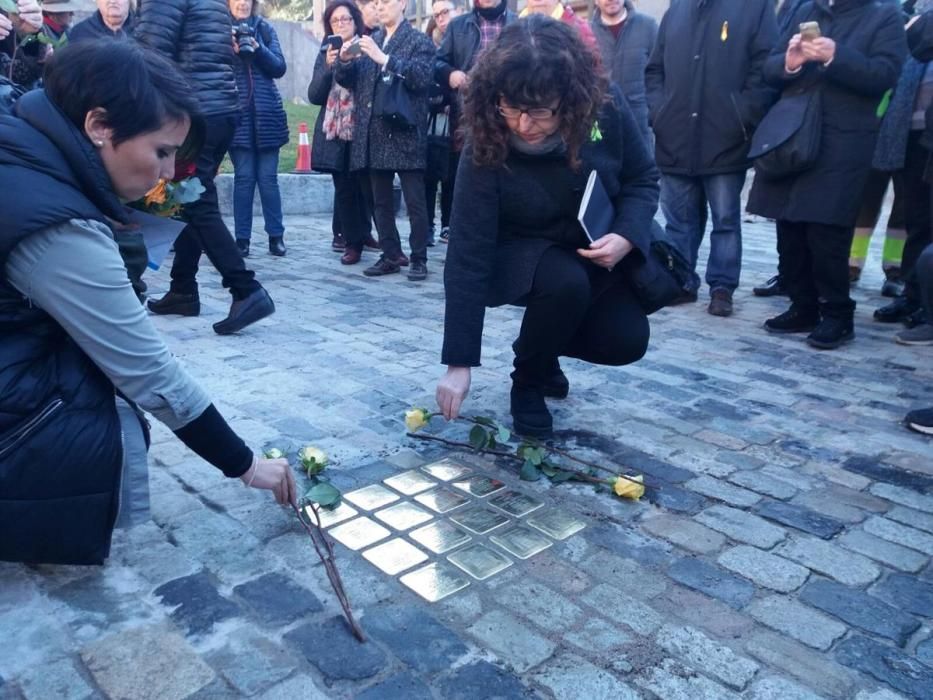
[1,212,932,700]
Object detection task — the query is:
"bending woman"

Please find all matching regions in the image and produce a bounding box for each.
[436,16,659,437]
[0,41,296,565]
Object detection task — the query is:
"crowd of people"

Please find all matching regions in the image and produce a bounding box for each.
[0,0,931,564]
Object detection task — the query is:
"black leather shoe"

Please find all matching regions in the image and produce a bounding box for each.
[407,260,427,281]
[541,360,569,399]
[269,237,286,257]
[212,288,275,335]
[363,257,400,277]
[764,307,819,334]
[807,317,854,350]
[753,274,787,297]
[904,308,927,329]
[147,291,200,317]
[874,297,920,324]
[236,239,250,257]
[510,382,553,438]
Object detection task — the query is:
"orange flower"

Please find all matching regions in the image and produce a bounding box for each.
[144,179,168,206]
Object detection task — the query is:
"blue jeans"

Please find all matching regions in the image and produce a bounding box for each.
[660,172,746,294]
[229,147,285,240]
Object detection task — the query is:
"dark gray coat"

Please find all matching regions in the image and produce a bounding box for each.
[748,0,907,227]
[590,2,658,144]
[335,21,435,172]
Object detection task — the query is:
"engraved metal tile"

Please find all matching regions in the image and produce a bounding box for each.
[527,508,586,540]
[329,516,391,550]
[452,475,506,498]
[343,484,400,511]
[373,501,434,531]
[362,537,429,576]
[491,525,553,560]
[450,506,510,535]
[409,520,472,554]
[447,543,513,580]
[420,458,472,482]
[383,469,438,496]
[414,487,470,514]
[488,490,545,518]
[400,562,471,602]
[305,501,357,529]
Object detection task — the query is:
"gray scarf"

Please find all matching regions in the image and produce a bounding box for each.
[508,131,565,156]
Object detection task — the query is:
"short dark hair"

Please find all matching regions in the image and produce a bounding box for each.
[44,40,204,161]
[323,0,364,36]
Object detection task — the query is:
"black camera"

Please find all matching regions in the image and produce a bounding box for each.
[233,22,256,56]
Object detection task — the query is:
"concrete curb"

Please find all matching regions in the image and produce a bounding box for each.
[216,173,335,216]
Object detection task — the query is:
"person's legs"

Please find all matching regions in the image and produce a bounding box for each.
[229,147,257,242]
[332,170,363,261]
[897,132,933,304]
[806,222,856,348]
[849,170,890,278]
[441,151,460,242]
[918,244,933,325]
[765,220,821,333]
[255,149,285,240]
[425,174,438,231]
[660,174,706,294]
[398,170,429,266]
[702,171,746,294]
[370,170,403,259]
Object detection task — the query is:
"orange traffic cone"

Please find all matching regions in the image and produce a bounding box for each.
[293,121,312,173]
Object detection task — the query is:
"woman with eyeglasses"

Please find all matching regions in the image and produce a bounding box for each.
[435,16,659,437]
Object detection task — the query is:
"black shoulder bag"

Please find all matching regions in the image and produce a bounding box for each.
[374,70,416,130]
[748,83,822,180]
[627,221,693,315]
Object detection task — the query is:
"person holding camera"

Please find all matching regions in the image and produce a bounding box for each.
[228,0,289,257]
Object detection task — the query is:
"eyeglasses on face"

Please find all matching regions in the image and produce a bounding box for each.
[433,7,451,19]
[496,102,560,120]
[331,15,355,24]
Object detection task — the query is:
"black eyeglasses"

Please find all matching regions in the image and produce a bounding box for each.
[433,8,451,19]
[496,103,560,120]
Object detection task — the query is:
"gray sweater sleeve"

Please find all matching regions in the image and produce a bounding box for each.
[5,219,212,431]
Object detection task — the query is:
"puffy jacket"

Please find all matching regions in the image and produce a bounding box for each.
[909,10,933,150]
[135,0,239,117]
[230,15,288,151]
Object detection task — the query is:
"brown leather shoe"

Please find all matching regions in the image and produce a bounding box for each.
[363,235,380,251]
[391,253,410,267]
[341,247,362,265]
[708,288,734,317]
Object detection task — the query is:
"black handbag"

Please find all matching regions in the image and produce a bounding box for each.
[627,222,693,315]
[749,85,822,180]
[373,72,416,130]
[425,112,451,182]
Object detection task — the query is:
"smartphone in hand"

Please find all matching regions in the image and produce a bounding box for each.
[344,40,363,58]
[320,34,343,53]
[799,21,821,41]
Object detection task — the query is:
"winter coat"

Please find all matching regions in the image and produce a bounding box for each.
[908,10,933,150]
[135,0,239,117]
[747,0,907,227]
[308,51,351,173]
[230,15,288,152]
[441,86,659,367]
[590,2,658,144]
[873,57,927,171]
[645,0,779,175]
[334,21,435,172]
[68,10,135,43]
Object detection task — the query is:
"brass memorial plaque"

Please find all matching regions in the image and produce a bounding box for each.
[329,517,391,550]
[414,487,469,514]
[452,475,506,498]
[409,520,472,554]
[362,538,429,576]
[373,501,434,531]
[491,525,553,560]
[450,506,510,535]
[344,484,400,511]
[488,490,545,518]
[448,543,513,580]
[383,469,437,496]
[527,509,586,540]
[400,562,471,602]
[305,501,357,529]
[420,459,472,482]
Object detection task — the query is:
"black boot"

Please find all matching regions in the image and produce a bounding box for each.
[753,274,787,297]
[510,380,553,438]
[764,306,819,334]
[236,238,250,257]
[213,288,275,335]
[147,291,200,317]
[807,316,854,350]
[541,359,570,399]
[269,237,286,257]
[874,297,920,323]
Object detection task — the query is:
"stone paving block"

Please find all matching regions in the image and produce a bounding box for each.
[81,623,214,700]
[656,624,759,690]
[918,638,933,667]
[656,585,755,639]
[837,530,928,573]
[581,583,663,636]
[754,500,845,539]
[791,489,873,525]
[467,610,556,673]
[0,601,76,679]
[496,581,585,634]
[717,545,810,593]
[585,522,675,567]
[776,536,881,587]
[564,618,633,657]
[646,483,709,514]
[361,604,468,674]
[256,674,331,699]
[841,456,933,493]
[206,633,296,697]
[284,616,387,682]
[728,471,798,500]
[869,483,933,514]
[695,505,787,548]
[232,572,323,627]
[164,507,271,581]
[667,557,755,609]
[685,475,761,508]
[617,452,697,484]
[746,676,826,700]
[799,579,920,646]
[531,652,640,700]
[522,551,591,595]
[836,635,933,698]
[436,660,535,700]
[870,573,933,618]
[887,505,933,535]
[744,630,856,699]
[635,658,741,700]
[641,513,726,554]
[16,658,93,700]
[747,596,847,650]
[863,516,933,556]
[853,691,911,700]
[355,671,433,700]
[154,572,243,635]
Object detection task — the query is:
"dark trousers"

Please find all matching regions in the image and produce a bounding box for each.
[777,220,855,318]
[424,152,455,230]
[897,132,933,302]
[331,151,373,250]
[169,114,259,300]
[370,169,428,264]
[918,243,933,325]
[513,247,650,382]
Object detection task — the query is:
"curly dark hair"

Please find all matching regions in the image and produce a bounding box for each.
[461,15,608,169]
[322,0,364,38]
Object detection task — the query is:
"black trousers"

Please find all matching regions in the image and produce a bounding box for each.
[777,220,855,318]
[331,151,373,251]
[513,247,650,382]
[169,114,259,300]
[370,169,429,263]
[918,243,933,325]
[897,131,933,302]
[424,150,456,230]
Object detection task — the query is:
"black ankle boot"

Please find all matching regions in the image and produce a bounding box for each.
[807,317,854,350]
[269,237,286,257]
[541,359,569,399]
[764,306,819,334]
[510,381,553,438]
[147,291,200,317]
[236,239,250,257]
[874,297,920,323]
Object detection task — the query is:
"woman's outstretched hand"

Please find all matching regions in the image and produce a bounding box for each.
[577,233,634,271]
[240,457,297,507]
[436,366,471,420]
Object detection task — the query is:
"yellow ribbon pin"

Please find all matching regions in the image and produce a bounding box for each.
[721,20,729,42]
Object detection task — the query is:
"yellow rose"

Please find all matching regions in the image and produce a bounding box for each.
[612,474,645,500]
[405,408,430,432]
[144,179,168,206]
[264,447,284,459]
[299,446,327,468]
